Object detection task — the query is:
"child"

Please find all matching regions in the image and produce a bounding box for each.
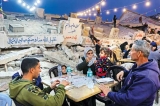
[95,47,114,97]
[96,47,113,78]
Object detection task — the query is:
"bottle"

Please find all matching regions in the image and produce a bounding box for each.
[57,64,62,77]
[67,66,72,77]
[87,68,93,78]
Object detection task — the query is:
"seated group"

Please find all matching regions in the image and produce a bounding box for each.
[9,40,160,106]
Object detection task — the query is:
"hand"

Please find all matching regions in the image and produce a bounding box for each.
[60,80,69,87]
[116,71,124,82]
[50,80,60,89]
[94,60,97,64]
[99,84,111,96]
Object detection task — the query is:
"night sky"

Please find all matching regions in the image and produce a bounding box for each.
[2,0,160,21]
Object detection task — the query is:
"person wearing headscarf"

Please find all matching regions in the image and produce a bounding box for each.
[76,47,97,75]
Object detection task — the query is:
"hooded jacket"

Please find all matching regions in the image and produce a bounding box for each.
[9,77,66,106]
[108,59,160,106]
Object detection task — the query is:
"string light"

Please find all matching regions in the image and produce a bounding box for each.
[114,8,117,12]
[123,8,126,12]
[18,0,22,3]
[16,0,41,12]
[101,1,106,6]
[106,11,110,14]
[132,4,137,9]
[95,5,99,9]
[77,0,152,17]
[22,3,26,7]
[146,1,151,6]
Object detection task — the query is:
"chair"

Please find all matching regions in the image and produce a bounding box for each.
[95,65,126,105]
[48,66,58,78]
[0,93,12,106]
[12,99,24,106]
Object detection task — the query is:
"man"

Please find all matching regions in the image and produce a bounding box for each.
[148,41,160,62]
[95,40,101,58]
[89,26,98,45]
[49,65,67,78]
[99,40,160,106]
[9,58,69,106]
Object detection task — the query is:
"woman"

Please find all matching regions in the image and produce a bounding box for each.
[77,47,97,75]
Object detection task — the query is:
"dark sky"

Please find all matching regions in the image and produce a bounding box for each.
[2,0,160,21]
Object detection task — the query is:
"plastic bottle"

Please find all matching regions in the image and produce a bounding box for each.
[57,65,62,77]
[67,66,72,77]
[87,68,93,78]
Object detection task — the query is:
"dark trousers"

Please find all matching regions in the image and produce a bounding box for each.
[69,96,96,106]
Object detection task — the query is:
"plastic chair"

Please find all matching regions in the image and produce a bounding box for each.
[48,66,58,78]
[95,65,126,105]
[0,93,12,106]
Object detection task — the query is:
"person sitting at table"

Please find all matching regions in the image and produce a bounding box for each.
[77,47,97,75]
[96,47,113,78]
[12,69,44,90]
[95,47,114,97]
[74,47,96,106]
[49,65,67,78]
[9,58,69,106]
[99,40,160,106]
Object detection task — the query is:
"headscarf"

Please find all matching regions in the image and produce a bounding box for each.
[83,47,96,66]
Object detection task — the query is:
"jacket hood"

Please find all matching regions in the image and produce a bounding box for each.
[132,59,160,75]
[9,77,32,98]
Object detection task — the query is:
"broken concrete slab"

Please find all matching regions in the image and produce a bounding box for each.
[43,51,77,70]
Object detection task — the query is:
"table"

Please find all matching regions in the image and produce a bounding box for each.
[42,77,118,102]
[118,58,135,64]
[66,81,118,102]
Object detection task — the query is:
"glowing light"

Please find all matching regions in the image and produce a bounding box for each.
[95,5,99,9]
[18,0,22,4]
[94,13,96,16]
[106,11,110,15]
[132,4,137,9]
[92,8,95,11]
[22,3,26,7]
[146,1,151,6]
[123,8,126,12]
[27,5,30,9]
[34,2,38,6]
[89,13,91,16]
[101,1,106,6]
[37,0,41,4]
[89,9,91,12]
[114,8,117,12]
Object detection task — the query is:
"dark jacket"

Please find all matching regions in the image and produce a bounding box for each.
[108,59,160,106]
[76,57,96,75]
[95,57,113,77]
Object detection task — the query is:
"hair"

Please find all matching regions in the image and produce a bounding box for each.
[132,40,150,57]
[100,47,112,57]
[129,43,133,48]
[61,65,67,69]
[21,58,40,74]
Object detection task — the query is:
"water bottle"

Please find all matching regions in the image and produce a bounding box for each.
[67,66,72,77]
[87,68,94,89]
[87,68,93,78]
[57,65,62,77]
